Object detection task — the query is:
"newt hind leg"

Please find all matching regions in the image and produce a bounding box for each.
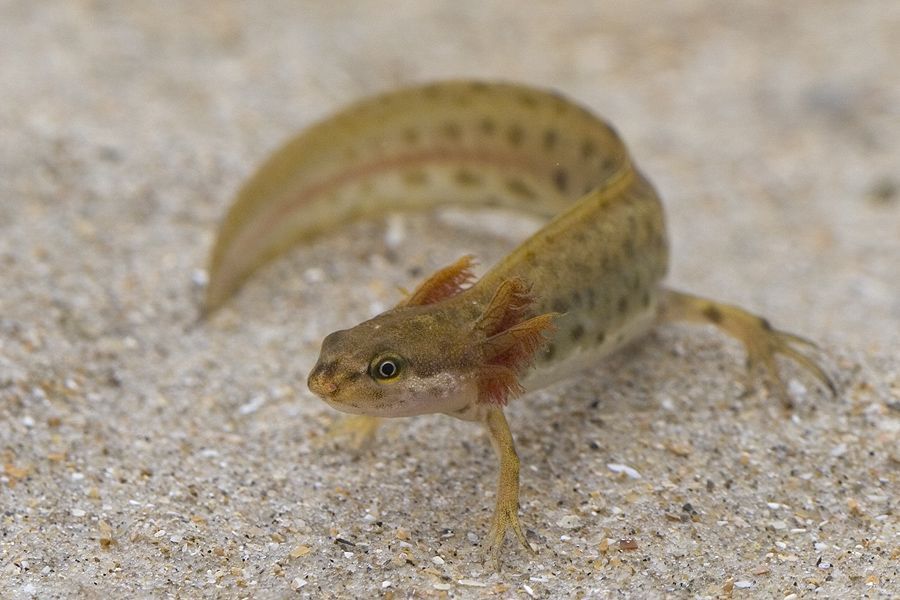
[658,288,835,406]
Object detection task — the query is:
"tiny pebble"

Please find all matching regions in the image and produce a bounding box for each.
[523,583,535,597]
[191,269,209,287]
[169,535,183,543]
[467,532,478,543]
[734,581,754,589]
[766,502,781,510]
[71,472,84,481]
[458,579,486,587]
[818,561,832,569]
[237,394,266,416]
[154,530,166,538]
[607,463,641,479]
[556,515,582,529]
[433,583,451,591]
[815,542,828,552]
[771,520,787,530]
[71,508,86,517]
[381,581,392,588]
[303,267,325,283]
[431,556,445,565]
[775,541,787,550]
[290,578,307,590]
[384,215,407,248]
[22,416,35,427]
[788,379,807,398]
[343,551,353,559]
[783,595,798,600]
[830,444,847,458]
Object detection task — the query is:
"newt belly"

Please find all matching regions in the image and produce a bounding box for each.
[206,81,833,569]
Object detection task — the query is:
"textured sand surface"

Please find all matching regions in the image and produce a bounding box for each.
[1,2,898,598]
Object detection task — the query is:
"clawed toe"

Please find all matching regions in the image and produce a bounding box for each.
[746,327,835,407]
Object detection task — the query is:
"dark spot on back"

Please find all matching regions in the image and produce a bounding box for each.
[618,296,629,315]
[343,146,360,161]
[543,129,558,150]
[506,179,536,200]
[596,330,606,344]
[507,125,525,146]
[479,118,496,135]
[442,121,462,140]
[454,169,482,186]
[702,305,723,324]
[402,128,420,144]
[518,93,538,109]
[602,156,617,172]
[601,254,612,270]
[553,168,568,193]
[581,139,596,159]
[552,299,569,313]
[629,272,642,291]
[641,291,650,308]
[404,170,428,186]
[570,323,585,341]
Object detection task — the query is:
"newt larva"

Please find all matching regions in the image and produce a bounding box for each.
[206,81,833,568]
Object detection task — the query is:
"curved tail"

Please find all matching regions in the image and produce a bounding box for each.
[205,81,629,313]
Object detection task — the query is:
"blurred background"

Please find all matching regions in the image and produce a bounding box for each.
[1,1,897,597]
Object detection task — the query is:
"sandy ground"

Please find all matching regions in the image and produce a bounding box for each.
[1,1,898,598]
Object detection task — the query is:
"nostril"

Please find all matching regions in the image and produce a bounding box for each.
[307,366,337,397]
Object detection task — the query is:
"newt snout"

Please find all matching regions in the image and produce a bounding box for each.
[307,362,337,398]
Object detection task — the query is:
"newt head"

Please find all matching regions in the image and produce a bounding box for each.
[307,256,558,418]
[307,306,480,418]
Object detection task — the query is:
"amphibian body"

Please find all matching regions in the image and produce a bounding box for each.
[206,81,833,568]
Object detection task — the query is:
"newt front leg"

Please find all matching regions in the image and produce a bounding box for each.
[483,406,534,569]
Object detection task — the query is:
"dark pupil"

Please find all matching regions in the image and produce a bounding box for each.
[378,360,397,378]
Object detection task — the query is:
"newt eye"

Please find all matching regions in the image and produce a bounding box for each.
[370,354,403,381]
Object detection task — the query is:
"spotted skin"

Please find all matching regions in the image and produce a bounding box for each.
[206,81,834,569]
